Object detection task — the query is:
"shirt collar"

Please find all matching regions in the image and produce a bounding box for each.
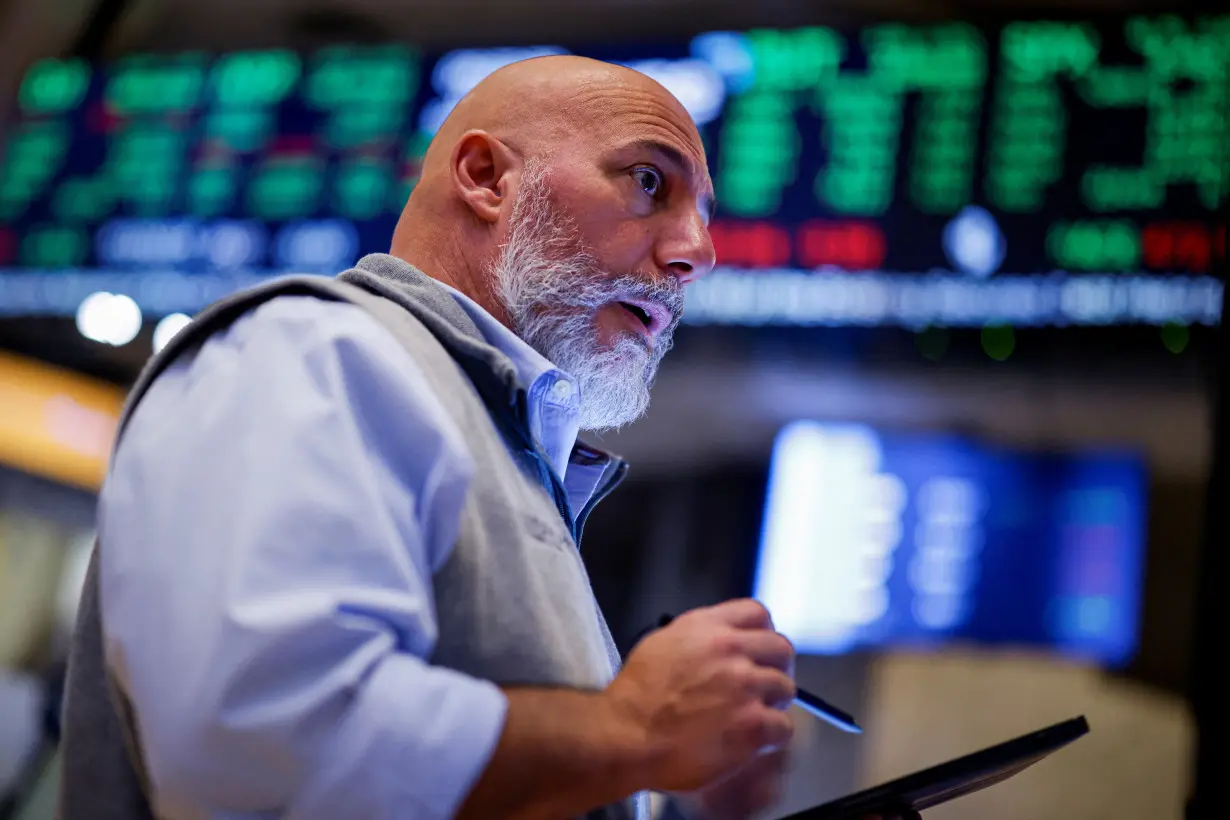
[438,284,580,480]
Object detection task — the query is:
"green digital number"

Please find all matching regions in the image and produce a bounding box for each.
[305,44,418,107]
[52,177,116,222]
[211,50,301,107]
[1077,16,1230,212]
[986,22,1094,212]
[1047,220,1141,270]
[334,159,392,219]
[189,166,238,217]
[20,225,88,268]
[19,59,90,113]
[106,54,206,113]
[247,159,324,220]
[0,123,69,219]
[204,110,274,153]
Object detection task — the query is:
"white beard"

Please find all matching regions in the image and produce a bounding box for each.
[492,162,684,431]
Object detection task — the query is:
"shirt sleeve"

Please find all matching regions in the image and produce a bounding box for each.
[97,295,508,820]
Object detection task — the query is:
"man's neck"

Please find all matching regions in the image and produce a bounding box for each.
[389,235,514,332]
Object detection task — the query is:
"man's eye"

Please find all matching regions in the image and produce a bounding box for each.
[633,167,664,198]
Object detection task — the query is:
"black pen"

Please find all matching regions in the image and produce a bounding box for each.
[654,613,863,735]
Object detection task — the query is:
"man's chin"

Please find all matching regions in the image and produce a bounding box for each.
[595,326,654,356]
[526,324,659,429]
[575,365,655,431]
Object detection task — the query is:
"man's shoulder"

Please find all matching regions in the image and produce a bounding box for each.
[189,289,431,373]
[143,291,415,406]
[123,289,456,451]
[227,291,387,345]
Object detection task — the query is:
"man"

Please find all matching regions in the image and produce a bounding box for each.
[59,57,908,820]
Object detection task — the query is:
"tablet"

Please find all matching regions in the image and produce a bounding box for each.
[780,716,1090,819]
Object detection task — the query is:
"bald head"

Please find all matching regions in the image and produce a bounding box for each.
[423,56,701,174]
[391,55,716,429]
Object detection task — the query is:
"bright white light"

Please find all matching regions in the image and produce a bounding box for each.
[153,312,192,354]
[690,31,755,93]
[622,59,726,125]
[76,291,142,346]
[432,47,567,96]
[754,421,906,654]
[423,46,568,134]
[943,206,1006,278]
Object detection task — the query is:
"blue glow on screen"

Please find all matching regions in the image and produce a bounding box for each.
[753,421,1146,666]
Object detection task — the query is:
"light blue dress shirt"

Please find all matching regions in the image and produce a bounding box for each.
[97,288,591,820]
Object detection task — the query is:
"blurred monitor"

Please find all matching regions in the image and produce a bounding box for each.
[753,421,1147,666]
[1,18,1225,328]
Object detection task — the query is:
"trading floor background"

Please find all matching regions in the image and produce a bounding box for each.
[1,0,1226,817]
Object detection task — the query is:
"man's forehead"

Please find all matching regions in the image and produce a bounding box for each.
[553,81,711,183]
[564,81,704,152]
[444,56,712,193]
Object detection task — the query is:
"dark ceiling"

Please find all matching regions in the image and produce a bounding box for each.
[104,0,1211,55]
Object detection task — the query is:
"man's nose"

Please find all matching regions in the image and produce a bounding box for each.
[656,209,716,285]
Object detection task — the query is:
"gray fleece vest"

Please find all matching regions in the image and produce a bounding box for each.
[57,254,640,820]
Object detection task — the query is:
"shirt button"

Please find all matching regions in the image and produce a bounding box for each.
[551,379,574,401]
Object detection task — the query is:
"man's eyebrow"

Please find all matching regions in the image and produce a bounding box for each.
[621,138,718,220]
[624,138,692,174]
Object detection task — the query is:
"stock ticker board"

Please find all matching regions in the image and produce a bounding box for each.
[0,17,1227,327]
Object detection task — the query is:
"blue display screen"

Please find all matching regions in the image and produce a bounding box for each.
[752,421,1146,665]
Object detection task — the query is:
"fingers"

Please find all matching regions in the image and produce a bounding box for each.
[707,598,775,630]
[733,629,795,671]
[749,666,796,707]
[751,702,795,751]
[706,600,795,673]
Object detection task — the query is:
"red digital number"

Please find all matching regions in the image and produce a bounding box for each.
[1141,221,1222,273]
[797,220,886,271]
[708,220,792,268]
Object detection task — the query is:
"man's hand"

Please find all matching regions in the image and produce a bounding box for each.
[600,599,796,793]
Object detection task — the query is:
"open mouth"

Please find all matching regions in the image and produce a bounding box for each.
[619,301,653,329]
[615,298,670,338]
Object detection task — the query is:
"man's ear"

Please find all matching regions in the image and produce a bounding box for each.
[450,130,517,224]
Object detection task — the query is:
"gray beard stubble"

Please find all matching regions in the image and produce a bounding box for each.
[492,162,685,431]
